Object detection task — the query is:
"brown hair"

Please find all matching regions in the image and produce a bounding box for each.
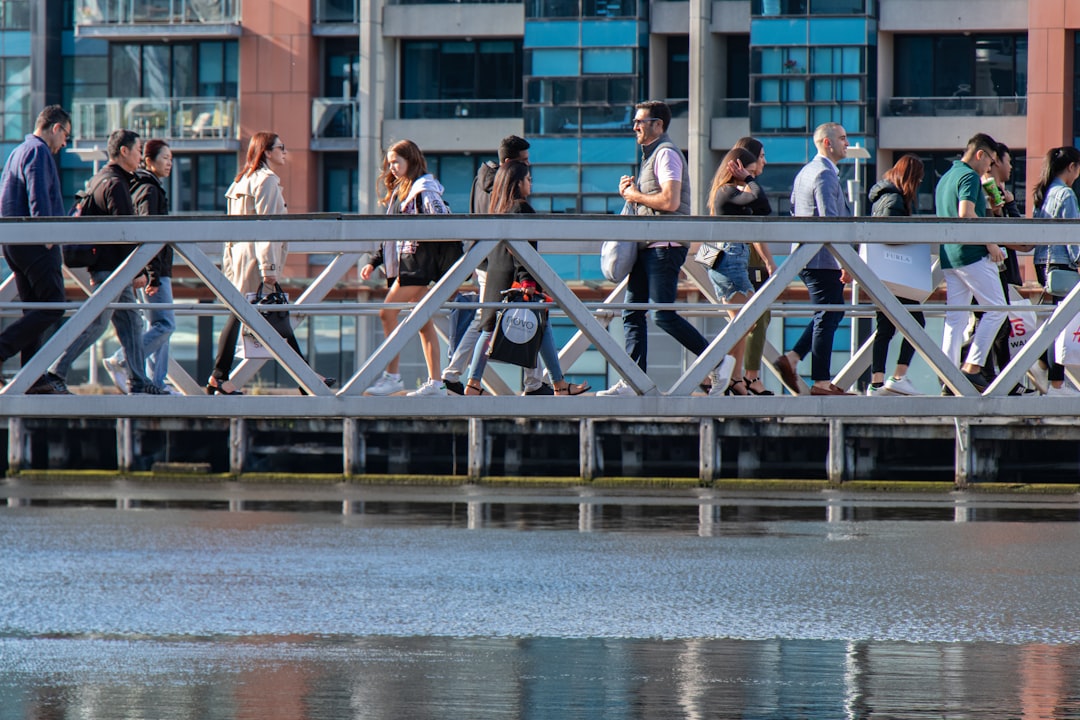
[379,139,428,206]
[706,147,758,215]
[489,160,531,214]
[882,154,925,214]
[236,131,278,182]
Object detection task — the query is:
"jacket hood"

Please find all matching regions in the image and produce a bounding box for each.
[404,173,444,205]
[867,179,902,204]
[476,161,498,194]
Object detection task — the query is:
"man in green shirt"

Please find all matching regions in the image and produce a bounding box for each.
[935,133,1005,392]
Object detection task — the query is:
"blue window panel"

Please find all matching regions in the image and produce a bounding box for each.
[808,18,869,46]
[63,33,106,55]
[608,196,626,213]
[546,253,581,279]
[524,21,579,48]
[0,32,30,57]
[785,78,806,102]
[842,47,862,73]
[758,48,782,74]
[840,78,861,101]
[767,136,812,164]
[531,49,580,77]
[840,105,861,132]
[759,78,780,102]
[579,253,604,279]
[581,136,636,163]
[582,196,608,212]
[812,47,832,74]
[581,164,626,194]
[813,78,833,101]
[758,106,783,130]
[750,18,808,46]
[811,104,836,128]
[581,19,638,46]
[531,195,552,212]
[582,48,633,74]
[530,137,579,163]
[785,105,808,131]
[537,164,579,194]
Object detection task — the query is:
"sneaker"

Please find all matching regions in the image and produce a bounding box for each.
[364,372,404,396]
[866,383,887,397]
[596,379,635,397]
[131,384,170,395]
[1008,384,1039,397]
[1046,384,1080,396]
[407,378,448,397]
[102,355,130,394]
[884,375,920,396]
[27,373,71,395]
[707,355,737,397]
[524,383,554,396]
[1029,364,1049,393]
[443,379,465,396]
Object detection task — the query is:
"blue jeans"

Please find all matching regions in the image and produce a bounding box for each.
[468,323,564,385]
[707,243,753,301]
[624,245,708,372]
[50,270,151,391]
[792,268,844,382]
[109,276,175,387]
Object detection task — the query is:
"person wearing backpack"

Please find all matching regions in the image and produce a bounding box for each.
[0,105,72,394]
[48,128,167,395]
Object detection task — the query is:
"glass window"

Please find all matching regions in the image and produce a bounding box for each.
[402,40,522,118]
[173,153,233,214]
[809,0,865,13]
[580,164,625,193]
[533,164,578,194]
[581,19,638,46]
[525,21,579,47]
[1,58,30,141]
[808,17,869,45]
[582,48,632,74]
[667,36,689,102]
[895,34,1025,99]
[526,0,580,19]
[322,154,358,213]
[326,39,360,98]
[529,137,579,163]
[580,136,634,163]
[426,154,490,214]
[142,45,171,98]
[726,35,750,101]
[63,55,108,105]
[2,0,30,29]
[530,48,581,76]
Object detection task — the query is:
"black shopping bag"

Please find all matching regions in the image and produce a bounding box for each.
[238,282,293,358]
[487,300,545,368]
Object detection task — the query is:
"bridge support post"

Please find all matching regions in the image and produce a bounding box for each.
[343,418,365,476]
[7,418,26,473]
[229,418,247,475]
[827,418,844,484]
[116,418,133,473]
[579,419,596,481]
[468,418,484,482]
[700,419,718,484]
[955,419,971,488]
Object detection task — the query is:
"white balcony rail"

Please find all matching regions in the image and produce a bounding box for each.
[71,97,237,141]
[0,215,1077,422]
[76,0,240,24]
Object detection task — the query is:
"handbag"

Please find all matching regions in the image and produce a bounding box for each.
[693,243,724,269]
[601,240,638,283]
[238,282,293,359]
[1045,268,1079,297]
[487,294,546,368]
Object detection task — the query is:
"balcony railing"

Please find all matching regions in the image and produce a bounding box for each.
[887,96,1027,117]
[399,99,523,120]
[71,97,237,142]
[313,99,358,139]
[75,0,240,24]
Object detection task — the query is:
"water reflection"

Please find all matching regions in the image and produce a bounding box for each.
[4,636,1080,719]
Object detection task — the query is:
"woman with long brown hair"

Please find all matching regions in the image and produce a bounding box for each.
[361,139,461,396]
[866,153,926,396]
[208,131,333,394]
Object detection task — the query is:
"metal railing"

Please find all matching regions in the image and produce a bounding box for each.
[1,215,1079,423]
[75,0,240,24]
[886,96,1027,117]
[71,97,237,142]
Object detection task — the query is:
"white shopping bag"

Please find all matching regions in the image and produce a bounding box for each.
[859,243,934,301]
[1006,287,1038,356]
[1054,311,1080,366]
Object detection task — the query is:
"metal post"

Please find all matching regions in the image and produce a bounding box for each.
[954,418,971,488]
[579,418,596,481]
[827,418,844,484]
[467,417,484,482]
[229,418,246,475]
[343,417,363,476]
[699,418,717,484]
[116,418,133,473]
[7,418,26,473]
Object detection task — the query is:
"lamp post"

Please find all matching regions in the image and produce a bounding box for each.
[846,144,872,218]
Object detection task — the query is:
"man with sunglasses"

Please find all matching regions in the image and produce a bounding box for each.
[598,100,733,396]
[0,105,73,393]
[935,132,1006,393]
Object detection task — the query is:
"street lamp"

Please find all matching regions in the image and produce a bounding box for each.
[66,146,108,176]
[846,144,872,217]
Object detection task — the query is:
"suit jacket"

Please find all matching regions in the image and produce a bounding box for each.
[790,154,851,270]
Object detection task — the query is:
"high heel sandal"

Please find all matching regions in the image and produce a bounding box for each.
[725,379,748,396]
[206,377,242,395]
[554,381,591,396]
[465,380,486,396]
[743,376,774,396]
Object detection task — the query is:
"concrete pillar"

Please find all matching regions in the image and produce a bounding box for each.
[7,418,27,473]
[954,419,971,488]
[467,417,484,481]
[827,418,844,484]
[689,0,721,213]
[358,0,388,212]
[229,418,247,475]
[579,419,596,481]
[343,418,365,476]
[699,418,718,484]
[116,418,133,473]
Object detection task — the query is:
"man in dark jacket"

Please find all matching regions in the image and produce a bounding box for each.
[0,105,73,394]
[469,135,530,214]
[47,128,165,394]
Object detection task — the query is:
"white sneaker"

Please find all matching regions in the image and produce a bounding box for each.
[102,355,130,394]
[866,384,888,397]
[364,372,404,396]
[407,378,448,397]
[884,375,920,396]
[596,379,635,397]
[1029,364,1049,393]
[707,355,737,397]
[1046,384,1080,396]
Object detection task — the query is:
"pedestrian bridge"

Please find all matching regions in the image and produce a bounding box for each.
[1,214,1079,486]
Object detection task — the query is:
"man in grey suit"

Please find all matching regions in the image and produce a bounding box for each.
[774,122,853,396]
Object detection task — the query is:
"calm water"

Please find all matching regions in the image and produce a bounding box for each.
[2,483,1080,719]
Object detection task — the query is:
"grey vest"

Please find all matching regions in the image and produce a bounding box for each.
[636,132,691,217]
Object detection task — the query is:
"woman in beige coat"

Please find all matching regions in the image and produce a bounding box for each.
[207,131,328,394]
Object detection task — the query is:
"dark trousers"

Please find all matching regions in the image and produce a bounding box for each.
[872,298,926,375]
[793,268,844,382]
[0,244,65,365]
[1034,264,1068,383]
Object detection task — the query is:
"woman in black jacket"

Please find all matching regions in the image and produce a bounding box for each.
[866,153,925,396]
[463,160,588,395]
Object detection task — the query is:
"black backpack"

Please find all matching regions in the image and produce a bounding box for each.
[64,175,109,268]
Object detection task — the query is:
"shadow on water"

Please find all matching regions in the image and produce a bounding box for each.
[3,481,1080,718]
